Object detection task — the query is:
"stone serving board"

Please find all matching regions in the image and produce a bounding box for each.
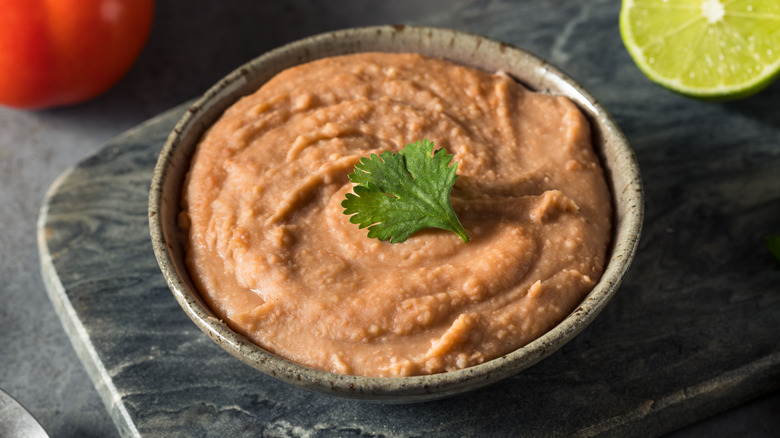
[38,98,780,438]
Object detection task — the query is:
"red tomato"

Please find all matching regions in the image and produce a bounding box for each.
[0,0,154,109]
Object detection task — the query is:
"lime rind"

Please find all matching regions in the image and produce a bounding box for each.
[620,0,780,99]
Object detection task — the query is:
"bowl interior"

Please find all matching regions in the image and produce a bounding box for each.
[149,25,643,402]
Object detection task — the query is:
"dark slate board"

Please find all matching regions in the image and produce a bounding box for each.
[38,97,780,438]
[38,5,780,438]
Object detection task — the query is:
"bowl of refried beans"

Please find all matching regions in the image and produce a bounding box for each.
[149,25,643,402]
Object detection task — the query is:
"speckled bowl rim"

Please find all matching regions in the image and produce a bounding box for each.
[149,25,643,403]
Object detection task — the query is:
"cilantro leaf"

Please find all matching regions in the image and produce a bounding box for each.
[767,235,780,263]
[342,139,470,243]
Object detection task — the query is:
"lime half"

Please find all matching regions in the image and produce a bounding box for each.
[620,0,780,99]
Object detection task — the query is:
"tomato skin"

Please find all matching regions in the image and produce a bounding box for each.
[0,0,154,109]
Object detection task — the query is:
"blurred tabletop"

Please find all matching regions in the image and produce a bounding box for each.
[1,1,778,437]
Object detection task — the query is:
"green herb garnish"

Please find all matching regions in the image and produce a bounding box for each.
[767,235,780,263]
[341,139,470,243]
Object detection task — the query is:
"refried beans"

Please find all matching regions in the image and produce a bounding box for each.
[181,52,612,377]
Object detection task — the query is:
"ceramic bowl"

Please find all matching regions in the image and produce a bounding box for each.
[149,25,643,403]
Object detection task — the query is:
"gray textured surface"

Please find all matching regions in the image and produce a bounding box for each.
[1,0,778,437]
[38,105,780,437]
[0,389,49,438]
